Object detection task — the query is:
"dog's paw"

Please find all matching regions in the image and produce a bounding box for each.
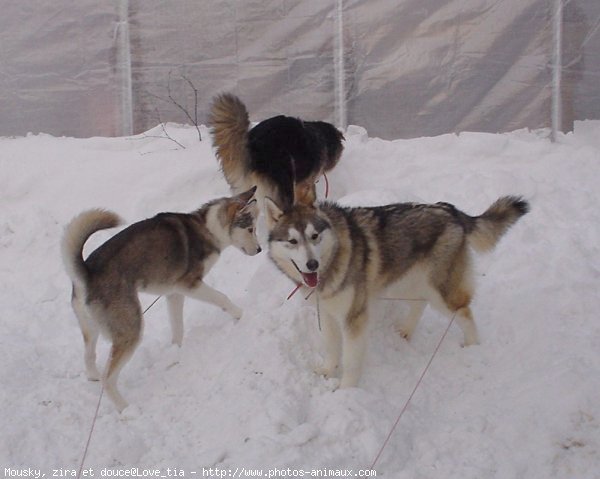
[339,375,360,389]
[462,336,480,347]
[314,364,337,379]
[461,327,480,347]
[119,404,142,421]
[86,369,101,382]
[230,306,243,320]
[324,377,341,391]
[394,324,414,341]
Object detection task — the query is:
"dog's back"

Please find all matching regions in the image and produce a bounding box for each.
[303,120,345,172]
[321,197,529,289]
[63,210,219,301]
[248,116,343,180]
[84,213,220,298]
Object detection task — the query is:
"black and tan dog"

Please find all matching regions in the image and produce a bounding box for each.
[61,188,260,411]
[209,93,344,210]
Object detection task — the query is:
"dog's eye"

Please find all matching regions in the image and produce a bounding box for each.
[248,227,253,233]
[289,238,298,245]
[311,233,319,240]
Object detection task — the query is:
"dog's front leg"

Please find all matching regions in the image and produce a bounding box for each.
[166,294,185,346]
[181,282,242,320]
[339,309,368,389]
[314,308,341,378]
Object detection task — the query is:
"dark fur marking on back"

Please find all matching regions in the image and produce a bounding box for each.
[434,202,474,232]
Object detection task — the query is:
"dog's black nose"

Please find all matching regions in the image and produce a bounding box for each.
[257,246,262,254]
[306,259,319,271]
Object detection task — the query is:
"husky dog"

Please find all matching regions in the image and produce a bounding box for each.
[61,187,261,411]
[208,93,344,209]
[265,190,529,388]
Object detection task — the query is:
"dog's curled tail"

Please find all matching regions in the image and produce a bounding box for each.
[468,196,529,252]
[208,93,250,191]
[61,209,123,288]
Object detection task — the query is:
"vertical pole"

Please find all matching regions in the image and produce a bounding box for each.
[334,0,347,131]
[118,0,133,136]
[551,0,563,142]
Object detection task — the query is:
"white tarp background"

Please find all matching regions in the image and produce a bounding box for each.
[0,0,598,139]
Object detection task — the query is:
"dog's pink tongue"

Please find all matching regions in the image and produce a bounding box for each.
[302,272,319,288]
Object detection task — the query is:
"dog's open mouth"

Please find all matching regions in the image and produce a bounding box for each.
[292,261,319,288]
[301,271,319,288]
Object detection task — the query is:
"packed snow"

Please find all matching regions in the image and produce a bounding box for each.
[1,121,599,478]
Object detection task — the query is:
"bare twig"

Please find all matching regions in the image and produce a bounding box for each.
[142,69,203,142]
[167,71,202,142]
[131,107,186,149]
[156,109,186,149]
[182,74,202,142]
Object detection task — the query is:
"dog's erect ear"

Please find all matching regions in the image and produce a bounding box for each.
[264,197,284,227]
[235,185,257,205]
[239,198,258,216]
[227,186,258,218]
[294,182,317,208]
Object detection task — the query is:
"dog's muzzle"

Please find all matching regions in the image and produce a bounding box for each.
[292,260,319,288]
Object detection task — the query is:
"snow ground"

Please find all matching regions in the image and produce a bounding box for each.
[1,122,599,478]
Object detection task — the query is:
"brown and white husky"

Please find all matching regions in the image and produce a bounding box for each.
[61,187,260,411]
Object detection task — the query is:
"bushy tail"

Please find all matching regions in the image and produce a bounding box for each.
[61,209,123,289]
[208,93,250,190]
[468,196,530,252]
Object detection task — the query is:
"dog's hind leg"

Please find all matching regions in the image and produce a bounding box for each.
[103,307,142,413]
[104,339,138,413]
[453,305,478,346]
[395,300,427,341]
[428,287,479,347]
[72,293,101,381]
[429,244,479,346]
[166,293,185,346]
[178,282,242,320]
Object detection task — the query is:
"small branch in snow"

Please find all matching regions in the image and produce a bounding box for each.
[144,70,202,142]
[168,71,202,142]
[156,119,186,149]
[128,107,187,150]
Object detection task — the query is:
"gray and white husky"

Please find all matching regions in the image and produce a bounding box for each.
[265,189,529,388]
[61,187,260,411]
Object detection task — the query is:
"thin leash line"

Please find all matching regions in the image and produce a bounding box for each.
[285,283,454,468]
[288,285,428,303]
[143,295,162,314]
[371,255,496,469]
[76,295,162,479]
[378,297,427,302]
[369,311,457,471]
[77,385,103,479]
[286,284,303,301]
[316,292,321,331]
[316,173,330,199]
